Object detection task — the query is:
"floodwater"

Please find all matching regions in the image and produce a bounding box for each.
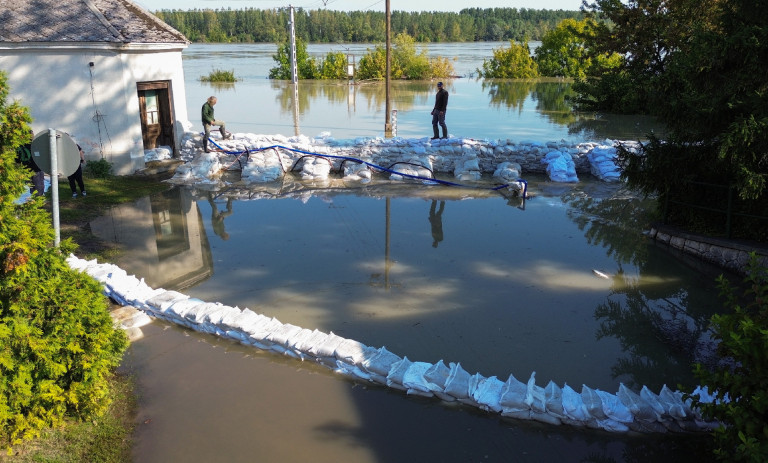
[181,42,665,142]
[109,44,716,461]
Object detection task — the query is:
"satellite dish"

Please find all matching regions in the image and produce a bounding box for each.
[30,130,81,177]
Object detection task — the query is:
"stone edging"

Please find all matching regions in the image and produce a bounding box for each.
[647,225,768,276]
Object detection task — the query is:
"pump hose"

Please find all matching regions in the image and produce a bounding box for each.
[206,137,527,198]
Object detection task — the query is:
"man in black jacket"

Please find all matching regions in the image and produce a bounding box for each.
[430,81,449,139]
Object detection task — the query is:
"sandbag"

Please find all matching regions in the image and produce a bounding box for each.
[403,362,435,397]
[640,385,666,420]
[386,356,412,391]
[617,384,656,422]
[581,385,608,420]
[473,376,505,413]
[544,381,565,418]
[499,373,529,414]
[659,385,687,420]
[596,389,633,423]
[361,346,402,377]
[561,384,591,423]
[443,362,472,400]
[525,372,547,414]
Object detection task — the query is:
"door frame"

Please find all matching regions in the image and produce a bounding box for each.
[137,80,176,155]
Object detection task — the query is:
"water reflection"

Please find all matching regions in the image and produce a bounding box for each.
[428,200,445,248]
[90,187,213,290]
[207,192,233,241]
[563,186,723,391]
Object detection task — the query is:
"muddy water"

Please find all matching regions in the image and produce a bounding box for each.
[98,176,721,461]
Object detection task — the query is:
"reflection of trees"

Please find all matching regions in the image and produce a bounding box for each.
[481,79,536,113]
[567,113,668,141]
[530,80,578,125]
[563,188,654,266]
[271,80,426,115]
[594,280,712,391]
[564,186,720,391]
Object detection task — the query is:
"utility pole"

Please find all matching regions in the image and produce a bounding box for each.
[289,5,298,84]
[384,0,392,137]
[289,5,299,135]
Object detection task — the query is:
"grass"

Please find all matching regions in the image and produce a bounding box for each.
[0,373,136,462]
[199,68,239,83]
[0,171,173,461]
[50,172,173,261]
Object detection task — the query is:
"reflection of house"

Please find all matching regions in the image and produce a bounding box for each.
[0,0,190,175]
[89,188,213,290]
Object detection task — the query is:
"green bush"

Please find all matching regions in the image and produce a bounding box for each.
[691,253,768,461]
[318,51,348,80]
[0,72,127,449]
[355,33,454,80]
[199,68,238,83]
[269,38,318,80]
[84,158,112,179]
[477,40,539,78]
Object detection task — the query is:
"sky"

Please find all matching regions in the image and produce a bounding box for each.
[136,0,584,13]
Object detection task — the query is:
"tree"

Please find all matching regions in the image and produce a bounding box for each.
[318,51,348,80]
[0,71,127,449]
[692,254,768,462]
[268,38,318,80]
[535,18,601,79]
[576,0,720,114]
[477,41,539,78]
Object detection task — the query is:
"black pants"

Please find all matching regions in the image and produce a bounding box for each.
[68,164,85,194]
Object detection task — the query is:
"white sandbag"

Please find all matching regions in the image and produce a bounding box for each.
[265,323,302,347]
[308,331,345,359]
[403,362,435,397]
[362,346,402,377]
[640,385,666,419]
[617,384,656,422]
[443,362,472,400]
[334,338,376,367]
[531,410,562,425]
[596,389,633,423]
[294,329,330,355]
[581,385,608,420]
[205,305,242,326]
[561,384,592,425]
[166,298,206,319]
[386,356,412,391]
[285,328,316,358]
[544,381,565,418]
[460,373,483,406]
[423,360,451,391]
[500,373,529,414]
[659,385,687,420]
[473,375,505,413]
[526,372,547,414]
[596,418,629,433]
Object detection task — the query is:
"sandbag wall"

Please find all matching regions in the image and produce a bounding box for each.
[67,254,719,434]
[171,132,642,184]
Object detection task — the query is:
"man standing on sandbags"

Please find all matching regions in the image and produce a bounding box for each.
[201,96,231,153]
[430,81,449,140]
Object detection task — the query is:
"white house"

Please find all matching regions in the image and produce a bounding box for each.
[0,0,190,175]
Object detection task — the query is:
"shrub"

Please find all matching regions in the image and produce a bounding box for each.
[199,68,238,83]
[84,158,112,179]
[318,51,348,80]
[477,40,539,78]
[0,72,127,449]
[691,253,768,461]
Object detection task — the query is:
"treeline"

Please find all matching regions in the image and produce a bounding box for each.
[154,7,582,43]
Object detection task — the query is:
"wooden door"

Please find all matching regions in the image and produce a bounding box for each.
[137,81,175,153]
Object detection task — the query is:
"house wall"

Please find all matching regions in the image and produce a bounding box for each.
[0,44,188,175]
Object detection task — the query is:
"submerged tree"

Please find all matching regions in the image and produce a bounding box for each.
[476,40,538,78]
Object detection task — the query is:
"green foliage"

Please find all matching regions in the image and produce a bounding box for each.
[84,158,112,179]
[155,8,583,44]
[0,71,128,450]
[535,18,601,79]
[269,38,318,80]
[477,40,539,78]
[356,46,387,80]
[692,254,768,462]
[355,33,455,81]
[318,51,349,80]
[199,68,238,83]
